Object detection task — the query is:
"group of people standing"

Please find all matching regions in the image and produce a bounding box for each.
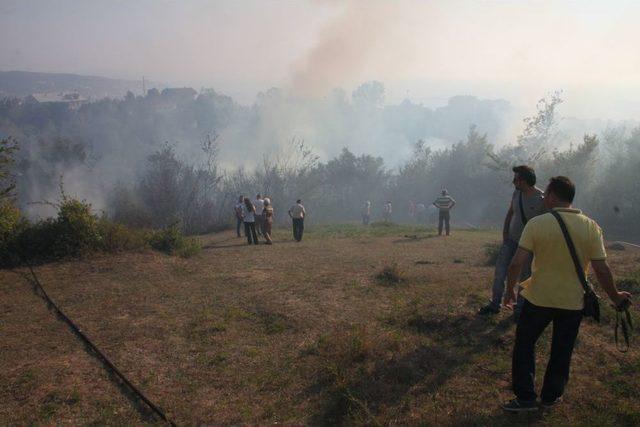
[229,166,633,413]
[363,189,456,236]
[234,194,307,245]
[361,200,393,225]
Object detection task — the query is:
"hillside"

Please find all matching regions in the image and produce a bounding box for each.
[0,70,153,99]
[1,225,638,425]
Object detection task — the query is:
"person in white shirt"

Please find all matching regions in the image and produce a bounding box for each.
[362,200,371,225]
[288,199,307,242]
[383,201,392,222]
[253,193,265,238]
[242,197,258,245]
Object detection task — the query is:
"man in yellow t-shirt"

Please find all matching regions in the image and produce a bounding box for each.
[500,176,632,413]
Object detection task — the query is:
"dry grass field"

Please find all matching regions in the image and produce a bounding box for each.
[1,224,639,426]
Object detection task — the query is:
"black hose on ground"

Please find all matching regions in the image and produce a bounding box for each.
[19,262,177,426]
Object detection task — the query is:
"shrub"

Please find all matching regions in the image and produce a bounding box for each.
[1,195,201,268]
[53,198,101,257]
[96,219,148,253]
[0,200,24,265]
[375,263,405,285]
[483,241,502,266]
[149,224,201,258]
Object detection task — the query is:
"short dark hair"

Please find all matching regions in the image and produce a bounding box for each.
[512,165,536,186]
[547,176,575,203]
[296,199,301,204]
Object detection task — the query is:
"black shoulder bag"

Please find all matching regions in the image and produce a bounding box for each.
[550,210,600,322]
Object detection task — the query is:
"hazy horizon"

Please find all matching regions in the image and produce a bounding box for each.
[2,0,640,120]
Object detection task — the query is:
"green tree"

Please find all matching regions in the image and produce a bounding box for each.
[0,137,18,200]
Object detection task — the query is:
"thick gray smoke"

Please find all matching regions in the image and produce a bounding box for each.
[289,0,399,97]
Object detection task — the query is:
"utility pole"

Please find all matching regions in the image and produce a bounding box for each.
[142,76,146,96]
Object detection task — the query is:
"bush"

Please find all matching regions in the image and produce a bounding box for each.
[96,219,149,253]
[53,198,101,257]
[149,224,201,258]
[0,200,23,265]
[375,263,405,285]
[1,195,201,268]
[483,241,502,266]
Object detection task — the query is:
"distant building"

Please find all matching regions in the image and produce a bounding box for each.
[160,87,197,103]
[25,92,88,110]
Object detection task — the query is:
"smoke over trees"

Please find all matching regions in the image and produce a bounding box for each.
[0,86,638,239]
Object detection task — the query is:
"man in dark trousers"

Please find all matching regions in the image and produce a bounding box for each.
[433,189,456,236]
[501,176,631,412]
[288,199,306,242]
[479,166,545,319]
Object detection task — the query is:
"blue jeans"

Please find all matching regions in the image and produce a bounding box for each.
[490,238,531,311]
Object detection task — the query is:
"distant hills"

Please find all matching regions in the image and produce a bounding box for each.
[0,70,155,99]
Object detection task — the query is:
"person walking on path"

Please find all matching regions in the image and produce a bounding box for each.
[501,176,632,412]
[433,189,456,236]
[288,199,306,242]
[479,165,545,319]
[254,193,265,237]
[262,198,274,245]
[362,200,371,225]
[234,195,244,238]
[242,197,259,245]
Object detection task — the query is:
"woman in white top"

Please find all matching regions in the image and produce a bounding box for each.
[242,197,259,245]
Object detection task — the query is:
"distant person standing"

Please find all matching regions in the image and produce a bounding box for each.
[254,193,265,237]
[383,201,392,222]
[408,200,416,220]
[362,200,371,225]
[262,198,274,245]
[479,165,546,318]
[242,197,259,245]
[234,195,244,238]
[433,189,456,236]
[288,199,306,242]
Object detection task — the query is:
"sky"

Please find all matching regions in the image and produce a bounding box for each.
[1,0,640,119]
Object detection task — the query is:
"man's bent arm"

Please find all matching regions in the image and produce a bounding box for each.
[591,260,632,306]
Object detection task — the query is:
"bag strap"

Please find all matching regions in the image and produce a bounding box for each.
[518,192,528,226]
[550,210,591,294]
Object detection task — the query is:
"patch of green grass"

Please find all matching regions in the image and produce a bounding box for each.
[67,388,81,405]
[304,223,436,239]
[196,352,228,367]
[39,393,62,420]
[252,306,294,334]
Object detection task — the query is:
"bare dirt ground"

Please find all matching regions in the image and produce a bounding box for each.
[1,224,639,426]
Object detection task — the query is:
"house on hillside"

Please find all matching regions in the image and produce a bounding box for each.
[25,92,88,110]
[161,87,197,104]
